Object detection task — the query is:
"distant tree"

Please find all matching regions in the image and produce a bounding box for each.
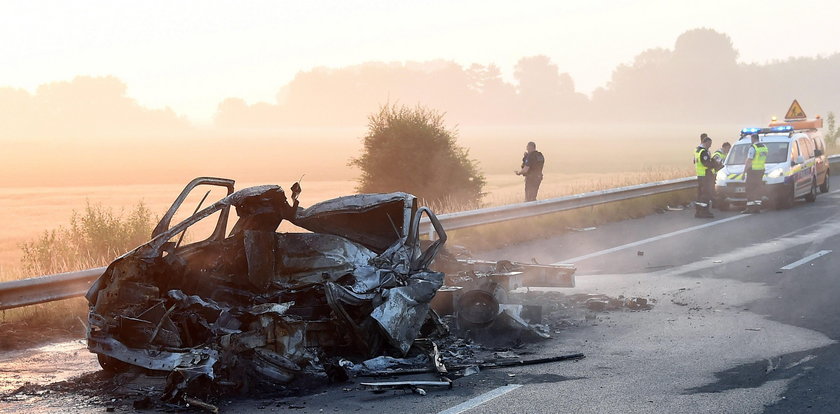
[515,55,574,97]
[826,112,839,146]
[0,76,191,140]
[514,55,586,120]
[349,104,485,206]
[672,28,739,67]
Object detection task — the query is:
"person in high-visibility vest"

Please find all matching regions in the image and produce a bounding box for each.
[712,142,731,172]
[743,134,768,214]
[694,136,716,218]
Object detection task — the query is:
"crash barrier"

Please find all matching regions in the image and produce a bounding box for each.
[420,153,840,239]
[420,176,695,239]
[0,266,107,310]
[3,154,839,311]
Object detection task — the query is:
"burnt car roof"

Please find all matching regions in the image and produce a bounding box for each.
[292,192,416,254]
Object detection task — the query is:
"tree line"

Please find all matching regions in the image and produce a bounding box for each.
[1,28,838,141]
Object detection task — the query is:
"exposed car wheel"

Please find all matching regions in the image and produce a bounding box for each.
[97,354,131,373]
[776,186,794,209]
[805,180,817,203]
[820,171,830,193]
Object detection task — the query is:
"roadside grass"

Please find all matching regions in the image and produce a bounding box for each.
[1,202,154,349]
[19,201,153,276]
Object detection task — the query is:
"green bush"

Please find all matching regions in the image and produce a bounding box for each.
[349,103,485,205]
[20,201,154,274]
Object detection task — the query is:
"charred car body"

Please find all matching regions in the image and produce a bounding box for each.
[86,177,448,393]
[85,177,575,397]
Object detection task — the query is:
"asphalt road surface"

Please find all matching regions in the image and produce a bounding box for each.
[3,189,840,413]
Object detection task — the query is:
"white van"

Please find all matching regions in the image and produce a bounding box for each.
[714,125,827,210]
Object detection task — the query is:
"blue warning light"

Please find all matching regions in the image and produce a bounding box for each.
[740,125,794,136]
[770,125,794,132]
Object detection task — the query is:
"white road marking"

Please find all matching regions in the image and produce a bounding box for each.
[437,384,523,414]
[554,215,748,264]
[780,250,832,270]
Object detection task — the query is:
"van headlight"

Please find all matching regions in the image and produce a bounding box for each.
[716,170,727,181]
[767,168,784,178]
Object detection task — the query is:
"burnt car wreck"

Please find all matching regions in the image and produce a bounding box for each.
[85,177,576,402]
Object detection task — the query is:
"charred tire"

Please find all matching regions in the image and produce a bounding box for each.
[97,354,131,373]
[820,171,830,193]
[456,282,507,330]
[805,180,817,202]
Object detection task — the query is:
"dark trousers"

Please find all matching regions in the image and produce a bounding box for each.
[745,169,764,208]
[525,175,543,202]
[696,174,714,208]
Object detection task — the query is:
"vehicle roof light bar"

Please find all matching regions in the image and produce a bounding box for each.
[740,125,793,136]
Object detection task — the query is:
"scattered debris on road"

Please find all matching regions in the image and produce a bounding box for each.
[361,379,453,394]
[350,352,586,378]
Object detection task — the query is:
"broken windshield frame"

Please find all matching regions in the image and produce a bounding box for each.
[150,177,235,250]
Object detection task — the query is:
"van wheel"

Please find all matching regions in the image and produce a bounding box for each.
[805,181,817,202]
[820,171,830,193]
[777,186,794,209]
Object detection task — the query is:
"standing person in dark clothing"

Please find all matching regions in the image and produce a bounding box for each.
[694,136,716,218]
[515,141,545,202]
[742,134,767,214]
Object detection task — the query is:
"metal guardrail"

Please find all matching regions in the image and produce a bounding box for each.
[3,154,838,310]
[0,266,106,310]
[418,176,695,238]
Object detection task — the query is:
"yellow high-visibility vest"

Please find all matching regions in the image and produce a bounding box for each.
[695,147,710,176]
[751,144,768,171]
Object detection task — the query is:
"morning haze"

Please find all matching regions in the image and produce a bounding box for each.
[1,28,837,188]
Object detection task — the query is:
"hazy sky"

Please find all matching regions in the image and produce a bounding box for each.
[2,0,838,124]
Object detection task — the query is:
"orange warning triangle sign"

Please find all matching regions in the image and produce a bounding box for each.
[784,99,807,120]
